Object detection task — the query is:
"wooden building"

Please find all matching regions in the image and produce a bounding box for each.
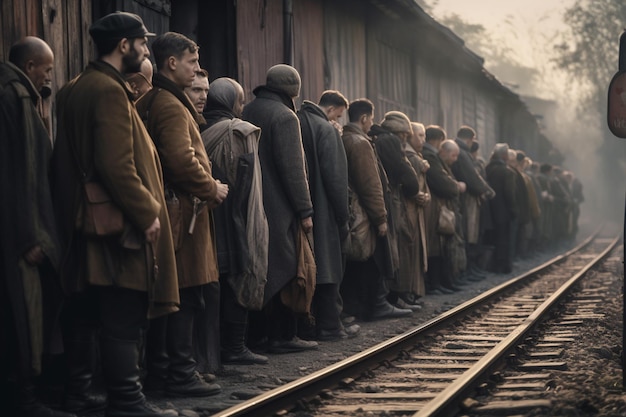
[0,0,562,163]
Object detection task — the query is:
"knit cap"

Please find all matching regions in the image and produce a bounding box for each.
[381,111,412,135]
[266,64,301,98]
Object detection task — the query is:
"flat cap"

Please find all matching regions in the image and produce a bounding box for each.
[89,12,155,42]
[381,110,412,135]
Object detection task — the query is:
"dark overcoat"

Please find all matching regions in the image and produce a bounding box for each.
[298,101,348,285]
[421,142,459,257]
[53,61,179,318]
[1,62,63,377]
[485,159,518,225]
[137,73,221,288]
[242,87,313,303]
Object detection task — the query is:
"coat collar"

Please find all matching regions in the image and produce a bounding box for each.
[152,72,206,126]
[300,100,328,120]
[89,60,136,102]
[252,85,296,112]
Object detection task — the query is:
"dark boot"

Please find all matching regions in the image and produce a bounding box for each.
[63,328,107,414]
[165,308,221,397]
[221,286,268,365]
[142,317,168,394]
[101,336,177,417]
[369,279,412,321]
[20,382,77,417]
[222,317,268,365]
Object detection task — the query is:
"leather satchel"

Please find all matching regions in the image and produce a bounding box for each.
[344,187,376,261]
[280,227,316,316]
[437,203,456,236]
[77,181,124,237]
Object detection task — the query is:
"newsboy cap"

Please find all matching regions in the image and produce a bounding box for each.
[89,12,155,42]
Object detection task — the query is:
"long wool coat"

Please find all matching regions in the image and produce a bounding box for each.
[137,73,221,288]
[421,142,460,257]
[298,101,349,286]
[53,61,179,318]
[242,87,313,303]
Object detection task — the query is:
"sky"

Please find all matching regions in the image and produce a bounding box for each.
[429,0,575,87]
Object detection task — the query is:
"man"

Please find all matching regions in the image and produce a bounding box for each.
[0,36,76,417]
[341,102,413,321]
[136,32,227,397]
[401,122,430,306]
[52,12,179,417]
[318,89,348,133]
[422,127,464,294]
[126,58,153,100]
[485,143,517,273]
[185,68,209,115]
[201,77,269,365]
[370,112,421,311]
[298,90,357,341]
[242,64,318,353]
[451,126,494,280]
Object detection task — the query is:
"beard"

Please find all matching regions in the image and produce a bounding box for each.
[123,48,144,74]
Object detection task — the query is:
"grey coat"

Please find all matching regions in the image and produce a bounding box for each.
[298,101,349,285]
[242,87,313,303]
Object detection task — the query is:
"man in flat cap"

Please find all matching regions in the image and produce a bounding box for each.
[52,12,178,417]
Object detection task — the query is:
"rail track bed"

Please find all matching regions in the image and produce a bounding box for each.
[211,231,620,417]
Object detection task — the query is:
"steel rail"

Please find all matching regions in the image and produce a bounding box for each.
[210,228,603,417]
[413,234,620,417]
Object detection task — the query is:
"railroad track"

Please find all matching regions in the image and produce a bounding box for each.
[211,230,619,417]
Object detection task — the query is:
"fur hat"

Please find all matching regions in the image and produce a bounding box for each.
[266,64,301,98]
[381,111,412,135]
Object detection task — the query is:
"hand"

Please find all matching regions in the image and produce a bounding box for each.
[416,191,429,206]
[421,160,430,172]
[301,216,313,233]
[215,179,229,203]
[24,245,45,265]
[330,120,343,134]
[457,181,467,193]
[377,222,388,237]
[145,217,161,243]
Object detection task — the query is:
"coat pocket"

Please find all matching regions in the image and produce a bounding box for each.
[165,188,182,251]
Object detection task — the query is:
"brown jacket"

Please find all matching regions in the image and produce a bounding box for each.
[53,61,179,318]
[341,123,387,227]
[137,73,220,288]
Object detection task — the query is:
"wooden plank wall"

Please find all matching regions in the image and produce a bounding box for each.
[293,0,324,103]
[236,0,284,104]
[322,0,367,107]
[0,0,43,61]
[415,62,441,126]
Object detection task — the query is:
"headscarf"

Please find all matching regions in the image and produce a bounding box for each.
[203,77,240,127]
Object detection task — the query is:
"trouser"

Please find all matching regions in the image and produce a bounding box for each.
[312,283,342,332]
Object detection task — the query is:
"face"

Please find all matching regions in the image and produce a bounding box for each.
[441,148,459,165]
[326,105,346,122]
[233,85,245,118]
[411,125,425,151]
[25,50,54,92]
[185,75,209,113]
[361,112,374,133]
[171,49,200,89]
[122,38,150,74]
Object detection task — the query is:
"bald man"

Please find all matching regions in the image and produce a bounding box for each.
[126,58,153,100]
[0,37,75,417]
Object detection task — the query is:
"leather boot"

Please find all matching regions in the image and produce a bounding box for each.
[101,336,177,417]
[20,381,77,417]
[165,307,221,397]
[63,328,107,414]
[142,317,168,394]
[221,295,268,365]
[368,279,412,321]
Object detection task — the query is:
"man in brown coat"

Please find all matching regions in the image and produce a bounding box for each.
[52,12,179,417]
[340,99,412,320]
[136,32,228,397]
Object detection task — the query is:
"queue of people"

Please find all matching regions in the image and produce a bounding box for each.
[0,11,584,417]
